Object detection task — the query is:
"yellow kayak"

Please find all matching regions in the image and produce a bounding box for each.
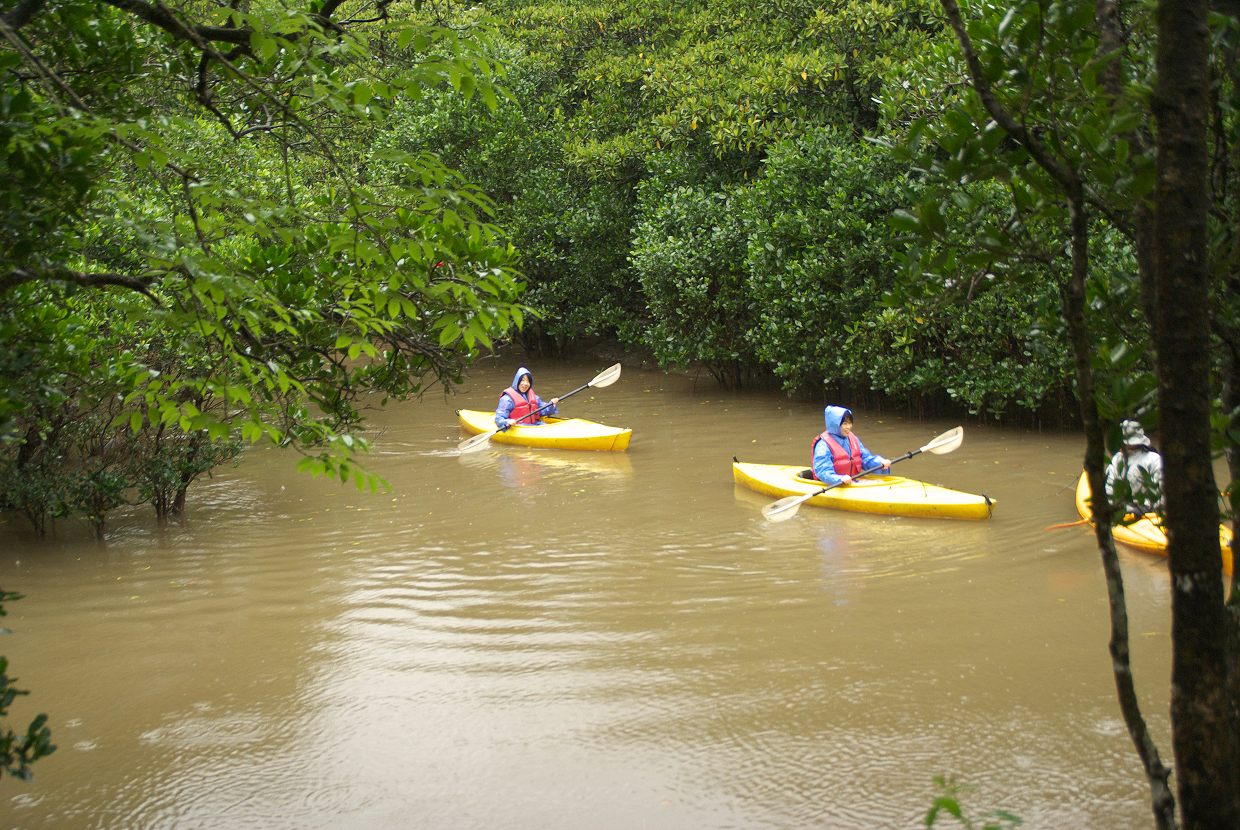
[457,409,632,452]
[1074,473,1233,574]
[733,461,994,520]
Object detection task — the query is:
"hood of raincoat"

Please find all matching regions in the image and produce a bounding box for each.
[1120,419,1151,447]
[511,367,533,391]
[823,405,852,438]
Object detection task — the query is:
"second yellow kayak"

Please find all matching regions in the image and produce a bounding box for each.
[733,461,994,520]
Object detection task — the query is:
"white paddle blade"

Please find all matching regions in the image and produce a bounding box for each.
[762,493,813,522]
[924,426,964,455]
[457,430,496,454]
[589,363,622,389]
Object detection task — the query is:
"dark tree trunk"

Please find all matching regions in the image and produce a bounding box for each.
[1062,200,1178,830]
[1152,0,1240,824]
[172,484,189,515]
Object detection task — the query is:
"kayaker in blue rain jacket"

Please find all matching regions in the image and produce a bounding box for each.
[494,367,559,428]
[811,406,890,486]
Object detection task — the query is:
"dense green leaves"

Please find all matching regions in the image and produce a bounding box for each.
[631,163,756,386]
[879,0,1160,416]
[383,0,1074,414]
[1,0,526,532]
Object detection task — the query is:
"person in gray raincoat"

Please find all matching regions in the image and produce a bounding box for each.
[1105,419,1164,515]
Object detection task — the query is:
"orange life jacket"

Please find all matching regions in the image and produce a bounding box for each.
[811,431,862,480]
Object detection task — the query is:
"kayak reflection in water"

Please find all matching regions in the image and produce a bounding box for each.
[497,454,545,495]
[494,367,560,428]
[811,405,891,486]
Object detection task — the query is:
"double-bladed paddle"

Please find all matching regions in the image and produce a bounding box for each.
[761,426,965,523]
[457,363,623,454]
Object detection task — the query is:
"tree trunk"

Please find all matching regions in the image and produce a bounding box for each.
[1062,200,1178,830]
[1152,0,1240,824]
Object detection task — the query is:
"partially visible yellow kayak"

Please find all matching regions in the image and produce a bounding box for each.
[1074,473,1233,575]
[457,409,632,452]
[732,461,994,520]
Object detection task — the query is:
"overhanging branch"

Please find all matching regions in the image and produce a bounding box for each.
[1,267,162,303]
[103,0,250,46]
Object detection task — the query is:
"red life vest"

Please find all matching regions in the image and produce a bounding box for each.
[811,431,862,480]
[503,386,542,424]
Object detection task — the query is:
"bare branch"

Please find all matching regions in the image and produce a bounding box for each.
[103,0,250,46]
[1,268,162,302]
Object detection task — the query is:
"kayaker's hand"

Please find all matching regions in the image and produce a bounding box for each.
[505,418,517,427]
[877,457,891,470]
[839,475,853,484]
[550,397,559,406]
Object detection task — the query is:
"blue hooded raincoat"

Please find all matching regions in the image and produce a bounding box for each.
[494,367,558,428]
[812,405,885,486]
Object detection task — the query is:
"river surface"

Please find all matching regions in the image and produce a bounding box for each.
[0,358,1192,828]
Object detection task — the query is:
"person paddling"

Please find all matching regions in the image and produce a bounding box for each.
[495,367,560,429]
[1105,419,1164,515]
[811,406,890,485]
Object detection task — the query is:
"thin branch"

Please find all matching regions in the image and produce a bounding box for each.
[180,175,210,250]
[0,268,162,302]
[103,0,250,46]
[939,0,1082,199]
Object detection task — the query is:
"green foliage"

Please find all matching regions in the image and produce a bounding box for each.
[410,0,1079,413]
[0,286,247,534]
[879,0,1156,416]
[630,156,757,385]
[373,49,641,349]
[742,131,911,394]
[624,125,1071,411]
[0,590,55,781]
[438,0,960,368]
[925,776,1021,829]
[1,0,528,528]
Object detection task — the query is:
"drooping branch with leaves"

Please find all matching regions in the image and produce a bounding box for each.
[1,0,527,530]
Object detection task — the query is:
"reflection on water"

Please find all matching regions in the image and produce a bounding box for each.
[0,360,1193,828]
[460,447,634,495]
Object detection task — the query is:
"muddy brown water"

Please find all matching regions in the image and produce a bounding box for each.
[0,359,1193,828]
